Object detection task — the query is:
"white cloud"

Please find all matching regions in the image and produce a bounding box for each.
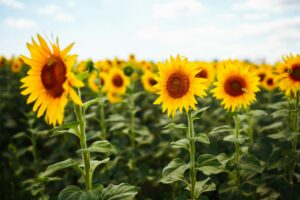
[152,0,205,19]
[136,16,300,62]
[37,4,74,23]
[233,0,300,13]
[66,0,76,7]
[3,17,36,29]
[0,0,24,9]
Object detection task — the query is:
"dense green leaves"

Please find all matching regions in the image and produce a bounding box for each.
[101,183,139,200]
[160,158,189,184]
[197,154,224,175]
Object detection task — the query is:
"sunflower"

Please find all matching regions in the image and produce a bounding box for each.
[20,34,84,126]
[103,67,129,94]
[212,60,260,112]
[141,71,158,93]
[278,54,300,96]
[255,64,272,83]
[107,91,122,103]
[11,57,24,73]
[154,55,207,117]
[194,62,215,87]
[88,71,108,93]
[262,72,277,91]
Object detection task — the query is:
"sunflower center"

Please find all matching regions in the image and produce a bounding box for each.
[41,56,66,98]
[267,78,274,86]
[196,69,208,79]
[224,77,245,97]
[258,73,266,82]
[112,74,124,87]
[149,78,157,86]
[289,64,300,81]
[166,72,190,98]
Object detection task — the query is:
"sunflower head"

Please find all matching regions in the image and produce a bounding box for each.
[278,54,300,97]
[194,62,215,87]
[154,55,207,117]
[141,70,158,93]
[103,67,130,94]
[212,60,260,112]
[88,71,108,93]
[11,57,24,73]
[262,72,278,91]
[20,34,84,126]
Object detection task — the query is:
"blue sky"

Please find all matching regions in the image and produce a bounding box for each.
[1,0,300,63]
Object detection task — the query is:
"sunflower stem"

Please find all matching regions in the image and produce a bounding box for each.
[234,112,240,186]
[247,108,253,143]
[129,95,136,149]
[187,110,196,200]
[98,97,107,140]
[74,98,92,191]
[289,92,299,184]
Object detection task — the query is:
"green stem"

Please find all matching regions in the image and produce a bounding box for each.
[289,92,299,184]
[187,110,196,200]
[247,109,253,143]
[99,99,107,140]
[234,112,240,186]
[129,95,136,149]
[74,102,92,191]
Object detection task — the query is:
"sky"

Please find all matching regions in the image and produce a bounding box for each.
[0,0,300,63]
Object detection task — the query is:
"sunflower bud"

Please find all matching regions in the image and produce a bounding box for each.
[86,60,94,73]
[124,66,134,76]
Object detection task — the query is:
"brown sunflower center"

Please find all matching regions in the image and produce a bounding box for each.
[41,56,66,98]
[112,74,124,87]
[224,77,246,97]
[267,78,274,86]
[289,64,300,81]
[149,78,157,86]
[258,73,266,82]
[196,69,208,79]
[166,72,190,98]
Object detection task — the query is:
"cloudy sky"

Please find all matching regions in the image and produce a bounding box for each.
[0,0,300,63]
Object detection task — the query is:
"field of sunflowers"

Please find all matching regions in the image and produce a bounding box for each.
[0,34,300,200]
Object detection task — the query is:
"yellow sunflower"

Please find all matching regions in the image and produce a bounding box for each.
[103,67,130,94]
[141,70,158,93]
[262,72,277,91]
[11,57,24,73]
[255,64,272,83]
[107,91,122,103]
[278,54,300,96]
[20,34,84,126]
[212,60,260,112]
[154,55,207,117]
[194,62,215,87]
[88,71,108,93]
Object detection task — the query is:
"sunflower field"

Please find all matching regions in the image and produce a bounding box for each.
[0,34,300,200]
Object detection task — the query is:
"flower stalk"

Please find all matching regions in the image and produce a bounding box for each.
[187,110,196,200]
[234,112,240,186]
[74,92,92,191]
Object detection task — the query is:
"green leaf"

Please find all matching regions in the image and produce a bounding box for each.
[197,154,224,175]
[251,109,268,117]
[208,125,232,136]
[40,158,80,177]
[106,114,126,122]
[51,129,79,138]
[164,123,187,129]
[267,131,286,140]
[77,71,89,81]
[195,133,210,144]
[52,121,79,132]
[239,154,264,174]
[223,134,248,144]
[192,106,210,120]
[77,140,116,154]
[90,158,110,177]
[160,158,189,184]
[13,132,29,139]
[109,122,127,132]
[271,109,289,119]
[171,138,189,151]
[58,185,102,200]
[194,178,216,198]
[260,122,283,133]
[83,97,106,113]
[101,183,139,200]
